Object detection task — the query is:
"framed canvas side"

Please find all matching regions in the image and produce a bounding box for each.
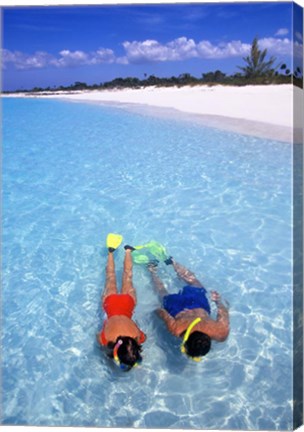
[293,1,304,429]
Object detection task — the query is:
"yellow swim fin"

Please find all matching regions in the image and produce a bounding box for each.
[106,233,123,252]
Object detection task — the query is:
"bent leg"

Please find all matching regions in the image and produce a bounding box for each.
[172,260,204,288]
[102,252,118,303]
[148,265,169,299]
[121,249,137,303]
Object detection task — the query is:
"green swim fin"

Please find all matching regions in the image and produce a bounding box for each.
[132,251,150,264]
[145,241,168,261]
[133,241,169,263]
[106,233,123,252]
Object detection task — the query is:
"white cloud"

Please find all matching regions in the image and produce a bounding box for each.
[116,56,128,65]
[122,37,198,63]
[123,39,171,63]
[275,28,289,36]
[51,48,116,67]
[295,31,303,43]
[167,37,197,60]
[1,47,116,70]
[52,50,89,67]
[294,41,303,59]
[259,37,292,56]
[197,40,250,59]
[2,49,53,69]
[94,48,116,64]
[123,37,252,63]
[2,35,299,70]
[122,39,168,63]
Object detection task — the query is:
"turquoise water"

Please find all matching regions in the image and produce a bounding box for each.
[2,98,293,429]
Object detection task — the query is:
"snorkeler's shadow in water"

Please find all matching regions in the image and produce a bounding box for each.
[150,311,189,374]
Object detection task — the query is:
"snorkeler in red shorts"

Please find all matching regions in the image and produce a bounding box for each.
[148,257,229,361]
[99,237,146,371]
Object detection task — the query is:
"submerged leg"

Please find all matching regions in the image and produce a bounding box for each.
[102,251,118,303]
[121,249,137,303]
[148,265,169,299]
[172,260,204,288]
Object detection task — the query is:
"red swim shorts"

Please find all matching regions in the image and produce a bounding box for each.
[103,294,136,319]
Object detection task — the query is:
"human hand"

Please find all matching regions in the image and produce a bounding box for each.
[147,261,158,273]
[156,308,169,320]
[156,308,164,316]
[210,290,221,303]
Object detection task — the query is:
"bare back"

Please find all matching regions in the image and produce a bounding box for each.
[158,301,229,342]
[102,315,144,345]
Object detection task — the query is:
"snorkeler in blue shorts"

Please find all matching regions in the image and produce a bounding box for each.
[148,257,229,361]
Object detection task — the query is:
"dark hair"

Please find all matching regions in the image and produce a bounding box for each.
[184,331,211,358]
[108,336,142,370]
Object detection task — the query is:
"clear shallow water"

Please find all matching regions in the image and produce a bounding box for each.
[2,98,293,429]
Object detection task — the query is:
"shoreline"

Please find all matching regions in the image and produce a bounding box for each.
[65,98,295,143]
[3,84,302,142]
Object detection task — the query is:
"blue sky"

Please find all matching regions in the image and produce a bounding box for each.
[2,2,303,90]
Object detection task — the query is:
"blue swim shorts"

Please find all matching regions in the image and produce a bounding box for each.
[162,285,211,317]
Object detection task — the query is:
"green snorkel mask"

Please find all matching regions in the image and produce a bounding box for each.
[180,317,202,362]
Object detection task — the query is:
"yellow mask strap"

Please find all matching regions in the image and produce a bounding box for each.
[113,339,141,370]
[113,339,123,366]
[181,317,202,361]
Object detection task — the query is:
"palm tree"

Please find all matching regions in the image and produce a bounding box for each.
[238,37,277,79]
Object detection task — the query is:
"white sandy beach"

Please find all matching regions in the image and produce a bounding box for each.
[5,84,303,142]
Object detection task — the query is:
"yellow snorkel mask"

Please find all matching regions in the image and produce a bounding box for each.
[180,317,202,362]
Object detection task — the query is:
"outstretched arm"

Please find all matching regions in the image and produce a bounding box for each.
[171,260,204,288]
[210,291,230,341]
[148,265,169,298]
[157,308,178,336]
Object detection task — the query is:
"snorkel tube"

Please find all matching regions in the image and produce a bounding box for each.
[180,317,202,362]
[113,339,123,367]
